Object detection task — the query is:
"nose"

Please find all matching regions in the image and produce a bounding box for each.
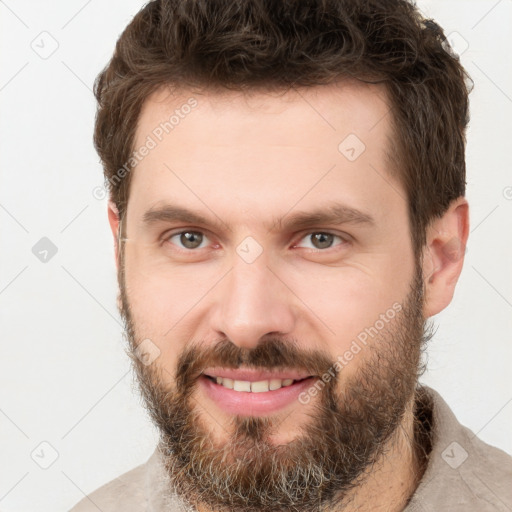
[210,253,296,350]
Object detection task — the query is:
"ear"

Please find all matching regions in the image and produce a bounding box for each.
[107,200,120,270]
[421,197,469,318]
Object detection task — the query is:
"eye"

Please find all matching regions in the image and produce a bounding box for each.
[295,231,348,251]
[162,229,349,254]
[165,230,211,250]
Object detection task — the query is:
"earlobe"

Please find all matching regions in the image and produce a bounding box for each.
[421,198,470,318]
[107,200,121,270]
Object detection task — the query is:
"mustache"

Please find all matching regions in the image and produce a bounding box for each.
[174,337,336,393]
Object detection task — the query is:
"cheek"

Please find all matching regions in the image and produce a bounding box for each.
[286,262,409,350]
[124,240,214,312]
[123,247,222,361]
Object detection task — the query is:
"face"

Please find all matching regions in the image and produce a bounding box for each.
[114,81,429,511]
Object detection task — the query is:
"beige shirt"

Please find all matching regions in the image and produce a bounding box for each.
[70,387,512,511]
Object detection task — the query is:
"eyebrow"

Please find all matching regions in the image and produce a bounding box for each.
[141,202,375,233]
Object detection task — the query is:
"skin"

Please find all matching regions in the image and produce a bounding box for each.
[107,79,469,511]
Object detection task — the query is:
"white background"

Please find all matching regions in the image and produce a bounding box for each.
[0,1,511,511]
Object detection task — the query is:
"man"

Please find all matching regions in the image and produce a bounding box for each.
[71,0,512,510]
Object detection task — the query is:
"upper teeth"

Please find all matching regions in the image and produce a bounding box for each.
[213,377,296,392]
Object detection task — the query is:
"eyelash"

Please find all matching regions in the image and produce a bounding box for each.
[161,229,350,254]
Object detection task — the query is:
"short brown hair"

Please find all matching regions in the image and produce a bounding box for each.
[94,0,473,257]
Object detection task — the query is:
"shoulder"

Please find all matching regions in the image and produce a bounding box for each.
[458,419,512,509]
[68,460,148,512]
[407,386,512,511]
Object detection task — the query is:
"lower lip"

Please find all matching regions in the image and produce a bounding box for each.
[199,375,317,416]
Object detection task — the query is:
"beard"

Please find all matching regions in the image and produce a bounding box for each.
[117,257,431,512]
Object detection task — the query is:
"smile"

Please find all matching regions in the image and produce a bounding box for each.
[199,369,317,416]
[204,375,309,393]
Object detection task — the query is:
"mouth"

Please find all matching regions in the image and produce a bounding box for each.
[199,369,317,416]
[203,374,311,393]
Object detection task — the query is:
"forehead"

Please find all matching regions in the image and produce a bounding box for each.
[128,80,403,230]
[135,79,392,152]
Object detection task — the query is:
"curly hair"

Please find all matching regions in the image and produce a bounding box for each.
[94,0,473,257]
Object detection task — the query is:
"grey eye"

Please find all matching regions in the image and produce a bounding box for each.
[175,231,205,249]
[308,232,336,249]
[295,231,348,251]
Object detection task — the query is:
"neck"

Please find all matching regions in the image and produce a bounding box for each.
[336,395,425,512]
